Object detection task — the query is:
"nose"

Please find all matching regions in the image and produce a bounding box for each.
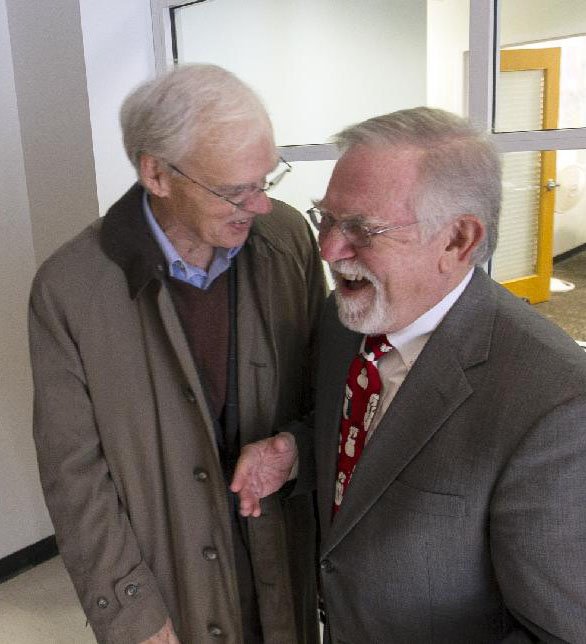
[318,227,356,263]
[244,189,272,216]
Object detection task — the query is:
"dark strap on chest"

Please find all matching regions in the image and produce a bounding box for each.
[223,262,240,476]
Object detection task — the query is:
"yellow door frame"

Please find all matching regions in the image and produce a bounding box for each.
[498,47,560,304]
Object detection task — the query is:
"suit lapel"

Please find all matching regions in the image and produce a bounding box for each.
[319,269,496,552]
[323,345,472,552]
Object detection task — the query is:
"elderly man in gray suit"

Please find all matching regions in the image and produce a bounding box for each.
[232,107,586,643]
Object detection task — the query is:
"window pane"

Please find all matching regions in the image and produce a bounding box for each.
[492,148,586,313]
[534,150,586,340]
[174,0,469,146]
[495,0,586,132]
[268,160,335,219]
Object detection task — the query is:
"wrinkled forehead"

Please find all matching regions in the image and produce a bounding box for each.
[186,131,278,185]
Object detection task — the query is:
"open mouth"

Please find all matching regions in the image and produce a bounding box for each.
[229,217,253,229]
[336,270,373,293]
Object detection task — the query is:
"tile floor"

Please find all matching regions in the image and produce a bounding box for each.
[0,556,96,643]
[1,557,324,642]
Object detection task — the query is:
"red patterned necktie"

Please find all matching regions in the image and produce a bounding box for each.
[333,334,393,516]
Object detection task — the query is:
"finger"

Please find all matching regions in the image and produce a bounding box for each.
[230,462,251,493]
[273,431,295,453]
[237,490,262,517]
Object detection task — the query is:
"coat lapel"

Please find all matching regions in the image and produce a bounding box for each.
[319,269,496,552]
[235,232,278,443]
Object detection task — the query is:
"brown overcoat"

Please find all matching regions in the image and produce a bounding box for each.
[29,185,325,644]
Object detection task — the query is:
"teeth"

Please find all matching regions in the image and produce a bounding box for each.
[340,271,365,281]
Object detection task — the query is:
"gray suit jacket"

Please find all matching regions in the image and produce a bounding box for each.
[313,268,586,643]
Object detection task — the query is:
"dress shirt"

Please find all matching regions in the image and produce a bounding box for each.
[366,269,474,441]
[142,190,241,290]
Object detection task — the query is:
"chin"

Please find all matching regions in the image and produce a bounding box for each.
[334,288,392,335]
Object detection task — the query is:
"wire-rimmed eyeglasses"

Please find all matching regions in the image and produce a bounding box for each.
[167,157,292,212]
[307,207,418,249]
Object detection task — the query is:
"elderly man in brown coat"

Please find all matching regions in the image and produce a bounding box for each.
[29,64,325,644]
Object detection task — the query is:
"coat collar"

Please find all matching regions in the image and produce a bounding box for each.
[319,267,497,550]
[100,184,288,300]
[100,183,166,299]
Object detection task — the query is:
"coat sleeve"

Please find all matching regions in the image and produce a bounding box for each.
[490,395,586,642]
[29,274,169,644]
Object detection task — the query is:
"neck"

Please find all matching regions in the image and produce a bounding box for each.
[150,195,214,270]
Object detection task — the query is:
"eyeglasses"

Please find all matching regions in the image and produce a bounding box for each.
[167,157,292,212]
[307,207,418,248]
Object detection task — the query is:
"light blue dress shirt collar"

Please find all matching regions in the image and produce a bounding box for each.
[142,189,241,290]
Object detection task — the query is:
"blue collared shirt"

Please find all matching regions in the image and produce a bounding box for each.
[142,190,241,290]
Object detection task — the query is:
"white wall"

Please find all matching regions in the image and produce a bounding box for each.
[80,0,155,215]
[0,0,155,559]
[427,0,469,115]
[0,0,52,560]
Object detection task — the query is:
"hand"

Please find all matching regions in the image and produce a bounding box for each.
[140,617,180,644]
[230,432,298,517]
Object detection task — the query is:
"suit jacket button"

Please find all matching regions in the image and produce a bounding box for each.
[124,583,139,597]
[97,597,109,609]
[208,624,223,637]
[203,547,218,561]
[320,559,333,573]
[193,467,208,481]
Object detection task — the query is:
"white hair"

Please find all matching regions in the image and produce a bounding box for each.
[120,64,273,172]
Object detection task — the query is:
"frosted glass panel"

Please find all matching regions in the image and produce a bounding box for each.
[174,0,428,146]
[492,152,541,282]
[495,70,543,132]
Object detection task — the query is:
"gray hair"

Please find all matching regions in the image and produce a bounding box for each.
[120,64,273,172]
[333,107,501,264]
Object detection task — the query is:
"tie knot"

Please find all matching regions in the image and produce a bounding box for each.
[363,334,393,361]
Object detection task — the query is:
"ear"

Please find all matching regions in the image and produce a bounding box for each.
[439,215,485,273]
[139,154,171,198]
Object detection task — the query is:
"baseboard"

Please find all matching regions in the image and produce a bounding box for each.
[554,242,586,264]
[0,535,58,584]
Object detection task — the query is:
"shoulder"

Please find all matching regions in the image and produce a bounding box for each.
[30,219,120,317]
[483,278,586,399]
[249,198,316,257]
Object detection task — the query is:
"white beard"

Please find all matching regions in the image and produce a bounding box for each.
[331,260,393,334]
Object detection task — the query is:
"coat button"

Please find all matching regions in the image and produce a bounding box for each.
[193,467,208,481]
[124,583,139,597]
[208,624,223,637]
[182,384,196,403]
[97,597,109,609]
[203,547,218,561]
[320,559,333,573]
